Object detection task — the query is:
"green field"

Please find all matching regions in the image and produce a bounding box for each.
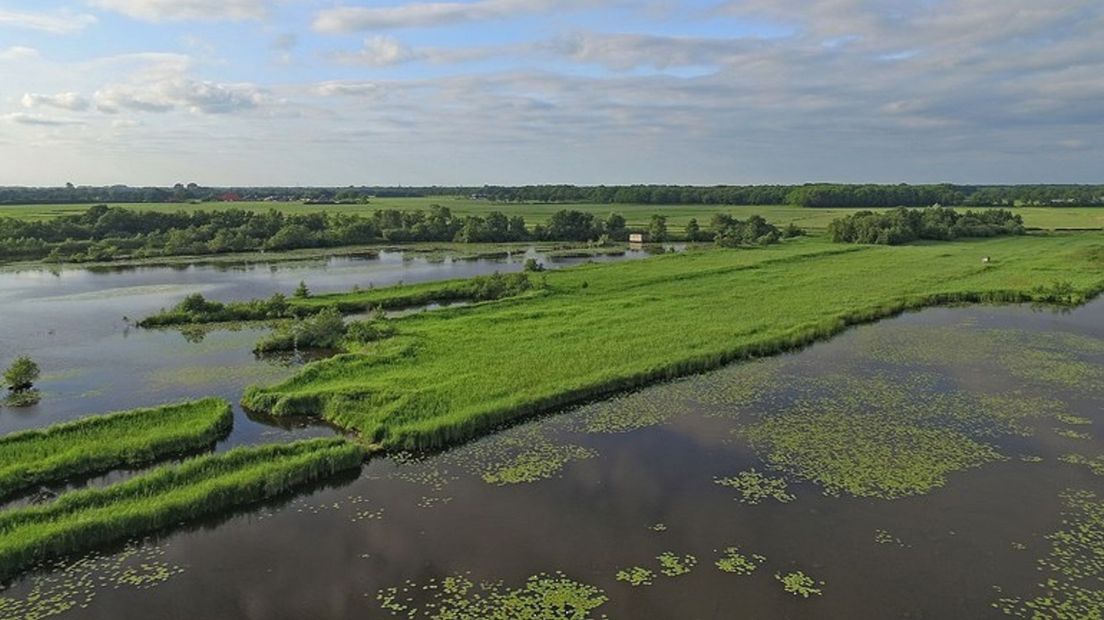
[0,437,363,583]
[0,398,231,499]
[2,199,1101,232]
[242,233,1104,450]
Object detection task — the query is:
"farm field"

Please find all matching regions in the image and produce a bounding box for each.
[2,199,1102,232]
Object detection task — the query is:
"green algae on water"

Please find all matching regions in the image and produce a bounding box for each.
[377,572,609,619]
[995,489,1104,618]
[714,469,794,504]
[715,548,765,575]
[615,566,655,587]
[776,571,824,598]
[874,529,906,547]
[657,552,697,577]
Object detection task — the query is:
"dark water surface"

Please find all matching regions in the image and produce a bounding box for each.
[1,251,1103,619]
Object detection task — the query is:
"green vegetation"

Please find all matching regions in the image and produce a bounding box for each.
[657,552,698,577]
[377,572,608,619]
[253,307,349,353]
[995,490,1104,617]
[0,398,231,499]
[4,356,40,391]
[711,214,786,247]
[714,469,795,504]
[828,207,1024,245]
[0,437,363,583]
[141,272,533,327]
[241,234,1104,452]
[715,548,766,575]
[615,566,655,586]
[776,571,824,598]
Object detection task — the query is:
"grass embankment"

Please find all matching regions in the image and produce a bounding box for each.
[0,437,363,583]
[241,233,1104,451]
[0,398,232,499]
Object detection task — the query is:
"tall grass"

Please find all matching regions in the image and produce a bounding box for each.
[0,437,363,583]
[242,233,1104,451]
[0,398,232,499]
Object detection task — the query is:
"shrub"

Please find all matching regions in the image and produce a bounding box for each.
[4,356,40,391]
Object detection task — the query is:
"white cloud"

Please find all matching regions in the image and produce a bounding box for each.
[88,0,268,22]
[22,92,91,112]
[0,46,40,61]
[3,113,85,127]
[94,77,269,114]
[313,0,593,33]
[0,9,97,34]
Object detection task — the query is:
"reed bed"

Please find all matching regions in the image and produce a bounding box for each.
[0,437,363,583]
[0,398,232,499]
[240,233,1104,451]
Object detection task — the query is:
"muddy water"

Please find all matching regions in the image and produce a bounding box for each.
[1,253,1103,619]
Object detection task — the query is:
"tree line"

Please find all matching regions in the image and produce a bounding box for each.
[827,207,1025,245]
[2,184,1102,207]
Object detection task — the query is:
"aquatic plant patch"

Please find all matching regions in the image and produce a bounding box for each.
[377,572,609,619]
[715,548,766,575]
[0,437,364,583]
[615,566,655,587]
[0,398,232,499]
[0,541,184,620]
[995,489,1104,617]
[657,552,698,577]
[776,571,824,598]
[714,469,795,504]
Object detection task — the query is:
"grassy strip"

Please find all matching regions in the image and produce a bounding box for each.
[141,272,534,327]
[241,234,1104,452]
[0,398,232,499]
[0,437,363,584]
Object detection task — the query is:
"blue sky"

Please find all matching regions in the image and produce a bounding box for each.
[1,0,1102,185]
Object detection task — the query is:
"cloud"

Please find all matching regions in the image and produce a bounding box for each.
[332,35,508,66]
[313,0,592,33]
[94,78,269,114]
[3,113,85,127]
[0,46,40,61]
[88,0,268,22]
[0,9,96,34]
[22,92,91,112]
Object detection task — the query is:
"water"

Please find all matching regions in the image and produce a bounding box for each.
[1,250,1103,619]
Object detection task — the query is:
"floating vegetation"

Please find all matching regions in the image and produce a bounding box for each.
[740,404,1002,499]
[417,496,453,509]
[649,523,668,532]
[715,548,765,575]
[480,443,597,485]
[382,422,595,490]
[1059,453,1104,476]
[615,566,655,587]
[657,552,697,577]
[377,572,609,619]
[714,469,795,504]
[1020,455,1044,463]
[776,571,824,598]
[1055,428,1092,440]
[0,541,183,620]
[874,529,906,547]
[1011,542,1027,551]
[1056,413,1093,426]
[995,490,1104,617]
[351,508,384,523]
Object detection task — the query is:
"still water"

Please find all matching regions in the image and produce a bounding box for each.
[1,249,1102,619]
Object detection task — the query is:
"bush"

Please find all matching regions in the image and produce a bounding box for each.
[4,356,39,391]
[523,258,544,272]
[254,307,347,353]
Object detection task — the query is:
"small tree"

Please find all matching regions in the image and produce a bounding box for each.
[4,356,40,391]
[648,215,669,243]
[523,258,544,272]
[294,281,310,298]
[685,218,702,241]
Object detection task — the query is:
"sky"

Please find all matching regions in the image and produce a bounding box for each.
[0,0,1101,186]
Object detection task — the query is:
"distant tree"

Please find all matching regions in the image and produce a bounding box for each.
[685,218,704,241]
[294,281,310,298]
[4,356,40,391]
[648,215,669,242]
[523,258,544,272]
[605,213,628,241]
